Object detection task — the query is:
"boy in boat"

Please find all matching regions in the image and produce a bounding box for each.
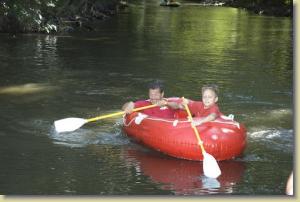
[179,84,222,126]
[122,80,179,119]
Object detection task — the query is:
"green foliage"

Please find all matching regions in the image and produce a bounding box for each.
[0,0,119,33]
[225,0,292,16]
[0,0,291,33]
[0,0,60,33]
[230,0,292,7]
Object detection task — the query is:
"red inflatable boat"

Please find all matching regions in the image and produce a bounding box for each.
[123,108,247,161]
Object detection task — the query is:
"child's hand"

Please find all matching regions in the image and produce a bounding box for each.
[124,102,134,114]
[156,99,168,107]
[181,98,189,106]
[192,119,202,126]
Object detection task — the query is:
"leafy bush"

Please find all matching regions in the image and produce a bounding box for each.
[0,0,119,33]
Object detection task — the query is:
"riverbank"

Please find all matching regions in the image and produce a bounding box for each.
[0,0,291,34]
[224,0,292,17]
[0,0,128,34]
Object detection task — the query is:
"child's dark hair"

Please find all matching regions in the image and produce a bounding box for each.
[148,80,165,93]
[202,84,219,96]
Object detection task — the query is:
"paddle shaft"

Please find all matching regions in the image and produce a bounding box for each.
[86,104,157,123]
[183,104,206,154]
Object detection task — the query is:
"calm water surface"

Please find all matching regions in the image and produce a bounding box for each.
[0,0,293,195]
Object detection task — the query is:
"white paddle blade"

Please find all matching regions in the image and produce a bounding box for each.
[203,152,221,178]
[54,118,87,133]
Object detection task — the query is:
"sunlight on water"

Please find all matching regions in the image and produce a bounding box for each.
[0,83,57,95]
[244,107,292,130]
[248,128,293,152]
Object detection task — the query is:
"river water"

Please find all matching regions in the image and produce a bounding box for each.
[0,0,293,195]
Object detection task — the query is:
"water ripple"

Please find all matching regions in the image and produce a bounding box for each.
[48,121,129,148]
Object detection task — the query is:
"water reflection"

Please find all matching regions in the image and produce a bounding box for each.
[122,147,246,195]
[34,35,58,67]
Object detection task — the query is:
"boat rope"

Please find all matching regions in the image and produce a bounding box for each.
[123,113,240,128]
[123,113,184,127]
[123,115,136,127]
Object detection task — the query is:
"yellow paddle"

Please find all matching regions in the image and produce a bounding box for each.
[54,104,156,133]
[183,102,221,178]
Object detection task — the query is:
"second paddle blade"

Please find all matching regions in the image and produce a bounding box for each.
[203,152,221,178]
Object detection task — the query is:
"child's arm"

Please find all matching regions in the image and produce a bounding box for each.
[175,98,190,110]
[157,98,190,110]
[166,100,184,109]
[192,113,217,126]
